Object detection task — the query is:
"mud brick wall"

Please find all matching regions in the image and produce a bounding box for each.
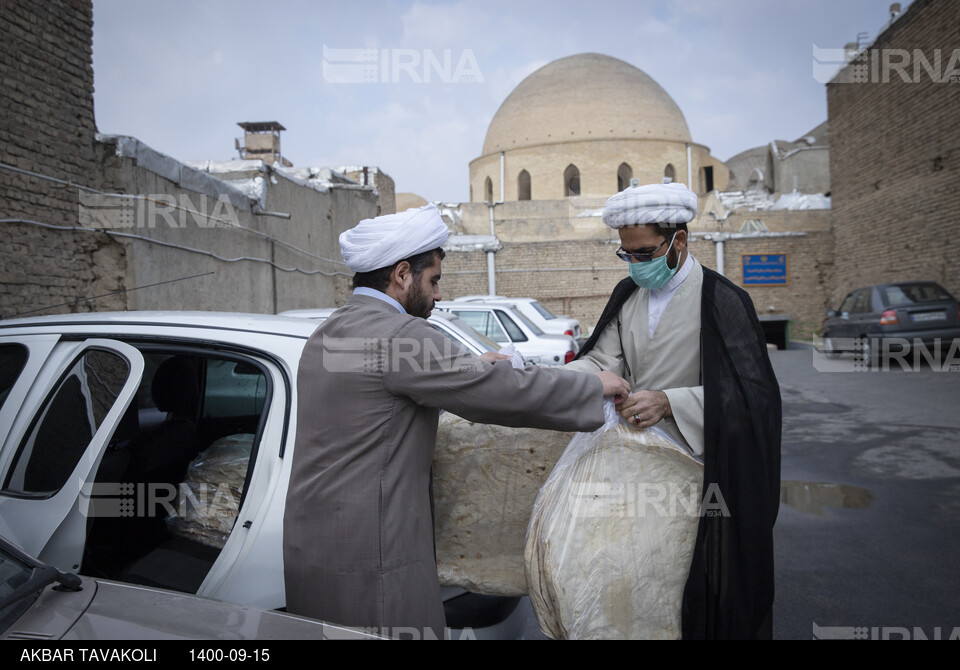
[0,0,126,318]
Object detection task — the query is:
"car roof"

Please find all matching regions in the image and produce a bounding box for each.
[436,301,522,312]
[0,310,319,339]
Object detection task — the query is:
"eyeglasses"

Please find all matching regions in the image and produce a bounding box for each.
[615,232,675,262]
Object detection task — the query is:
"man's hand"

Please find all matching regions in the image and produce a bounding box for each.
[616,390,671,428]
[595,371,631,403]
[480,352,512,364]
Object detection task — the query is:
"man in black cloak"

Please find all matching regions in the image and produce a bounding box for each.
[570,181,782,639]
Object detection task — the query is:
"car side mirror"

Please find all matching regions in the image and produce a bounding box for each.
[826,310,837,317]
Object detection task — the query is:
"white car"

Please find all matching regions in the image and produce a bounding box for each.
[0,311,527,639]
[278,307,507,360]
[452,295,581,343]
[432,302,578,366]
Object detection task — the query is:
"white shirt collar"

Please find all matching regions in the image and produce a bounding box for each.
[353,287,407,314]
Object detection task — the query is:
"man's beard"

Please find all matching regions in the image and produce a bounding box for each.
[405,280,433,319]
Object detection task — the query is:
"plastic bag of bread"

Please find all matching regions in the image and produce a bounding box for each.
[166,433,253,548]
[524,402,703,639]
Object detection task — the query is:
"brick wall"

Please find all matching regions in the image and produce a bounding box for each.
[442,224,833,339]
[0,0,127,318]
[827,0,960,307]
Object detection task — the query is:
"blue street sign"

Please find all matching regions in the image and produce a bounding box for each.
[742,254,788,285]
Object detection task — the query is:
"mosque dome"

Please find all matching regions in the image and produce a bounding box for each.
[481,53,692,155]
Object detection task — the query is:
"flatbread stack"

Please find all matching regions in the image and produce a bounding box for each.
[432,412,573,595]
[166,433,253,548]
[524,422,703,639]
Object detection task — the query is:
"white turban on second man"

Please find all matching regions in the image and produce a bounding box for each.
[339,204,449,273]
[602,182,698,229]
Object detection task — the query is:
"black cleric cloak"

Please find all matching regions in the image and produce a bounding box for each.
[576,267,782,639]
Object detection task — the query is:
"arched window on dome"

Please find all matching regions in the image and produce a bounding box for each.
[698,166,714,194]
[517,170,531,201]
[617,163,632,192]
[664,164,676,183]
[484,177,493,203]
[564,164,580,197]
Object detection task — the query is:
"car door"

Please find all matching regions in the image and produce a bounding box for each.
[830,292,858,339]
[850,288,877,337]
[0,339,144,572]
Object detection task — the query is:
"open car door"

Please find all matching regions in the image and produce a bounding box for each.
[0,339,144,573]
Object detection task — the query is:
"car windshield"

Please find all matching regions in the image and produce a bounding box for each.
[508,308,544,335]
[530,301,557,320]
[880,283,953,306]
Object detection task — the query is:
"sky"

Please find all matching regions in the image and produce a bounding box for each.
[92,0,912,203]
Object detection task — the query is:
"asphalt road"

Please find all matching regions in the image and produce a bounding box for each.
[773,348,960,640]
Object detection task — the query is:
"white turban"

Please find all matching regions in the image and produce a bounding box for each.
[602,182,698,229]
[339,203,449,273]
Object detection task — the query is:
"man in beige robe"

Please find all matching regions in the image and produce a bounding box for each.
[283,204,629,639]
[565,182,781,639]
[565,240,704,455]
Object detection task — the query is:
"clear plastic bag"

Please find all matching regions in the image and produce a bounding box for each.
[523,401,703,639]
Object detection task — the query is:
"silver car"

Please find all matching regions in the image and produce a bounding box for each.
[0,534,378,640]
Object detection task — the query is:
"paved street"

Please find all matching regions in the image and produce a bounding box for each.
[772,348,960,640]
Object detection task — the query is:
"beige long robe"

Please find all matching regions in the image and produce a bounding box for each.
[283,293,604,638]
[566,261,704,455]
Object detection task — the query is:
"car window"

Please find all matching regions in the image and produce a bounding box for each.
[3,349,130,496]
[453,310,509,343]
[80,348,271,595]
[881,283,952,306]
[204,359,267,419]
[530,301,557,320]
[0,344,28,413]
[838,293,856,314]
[495,310,528,342]
[852,290,873,314]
